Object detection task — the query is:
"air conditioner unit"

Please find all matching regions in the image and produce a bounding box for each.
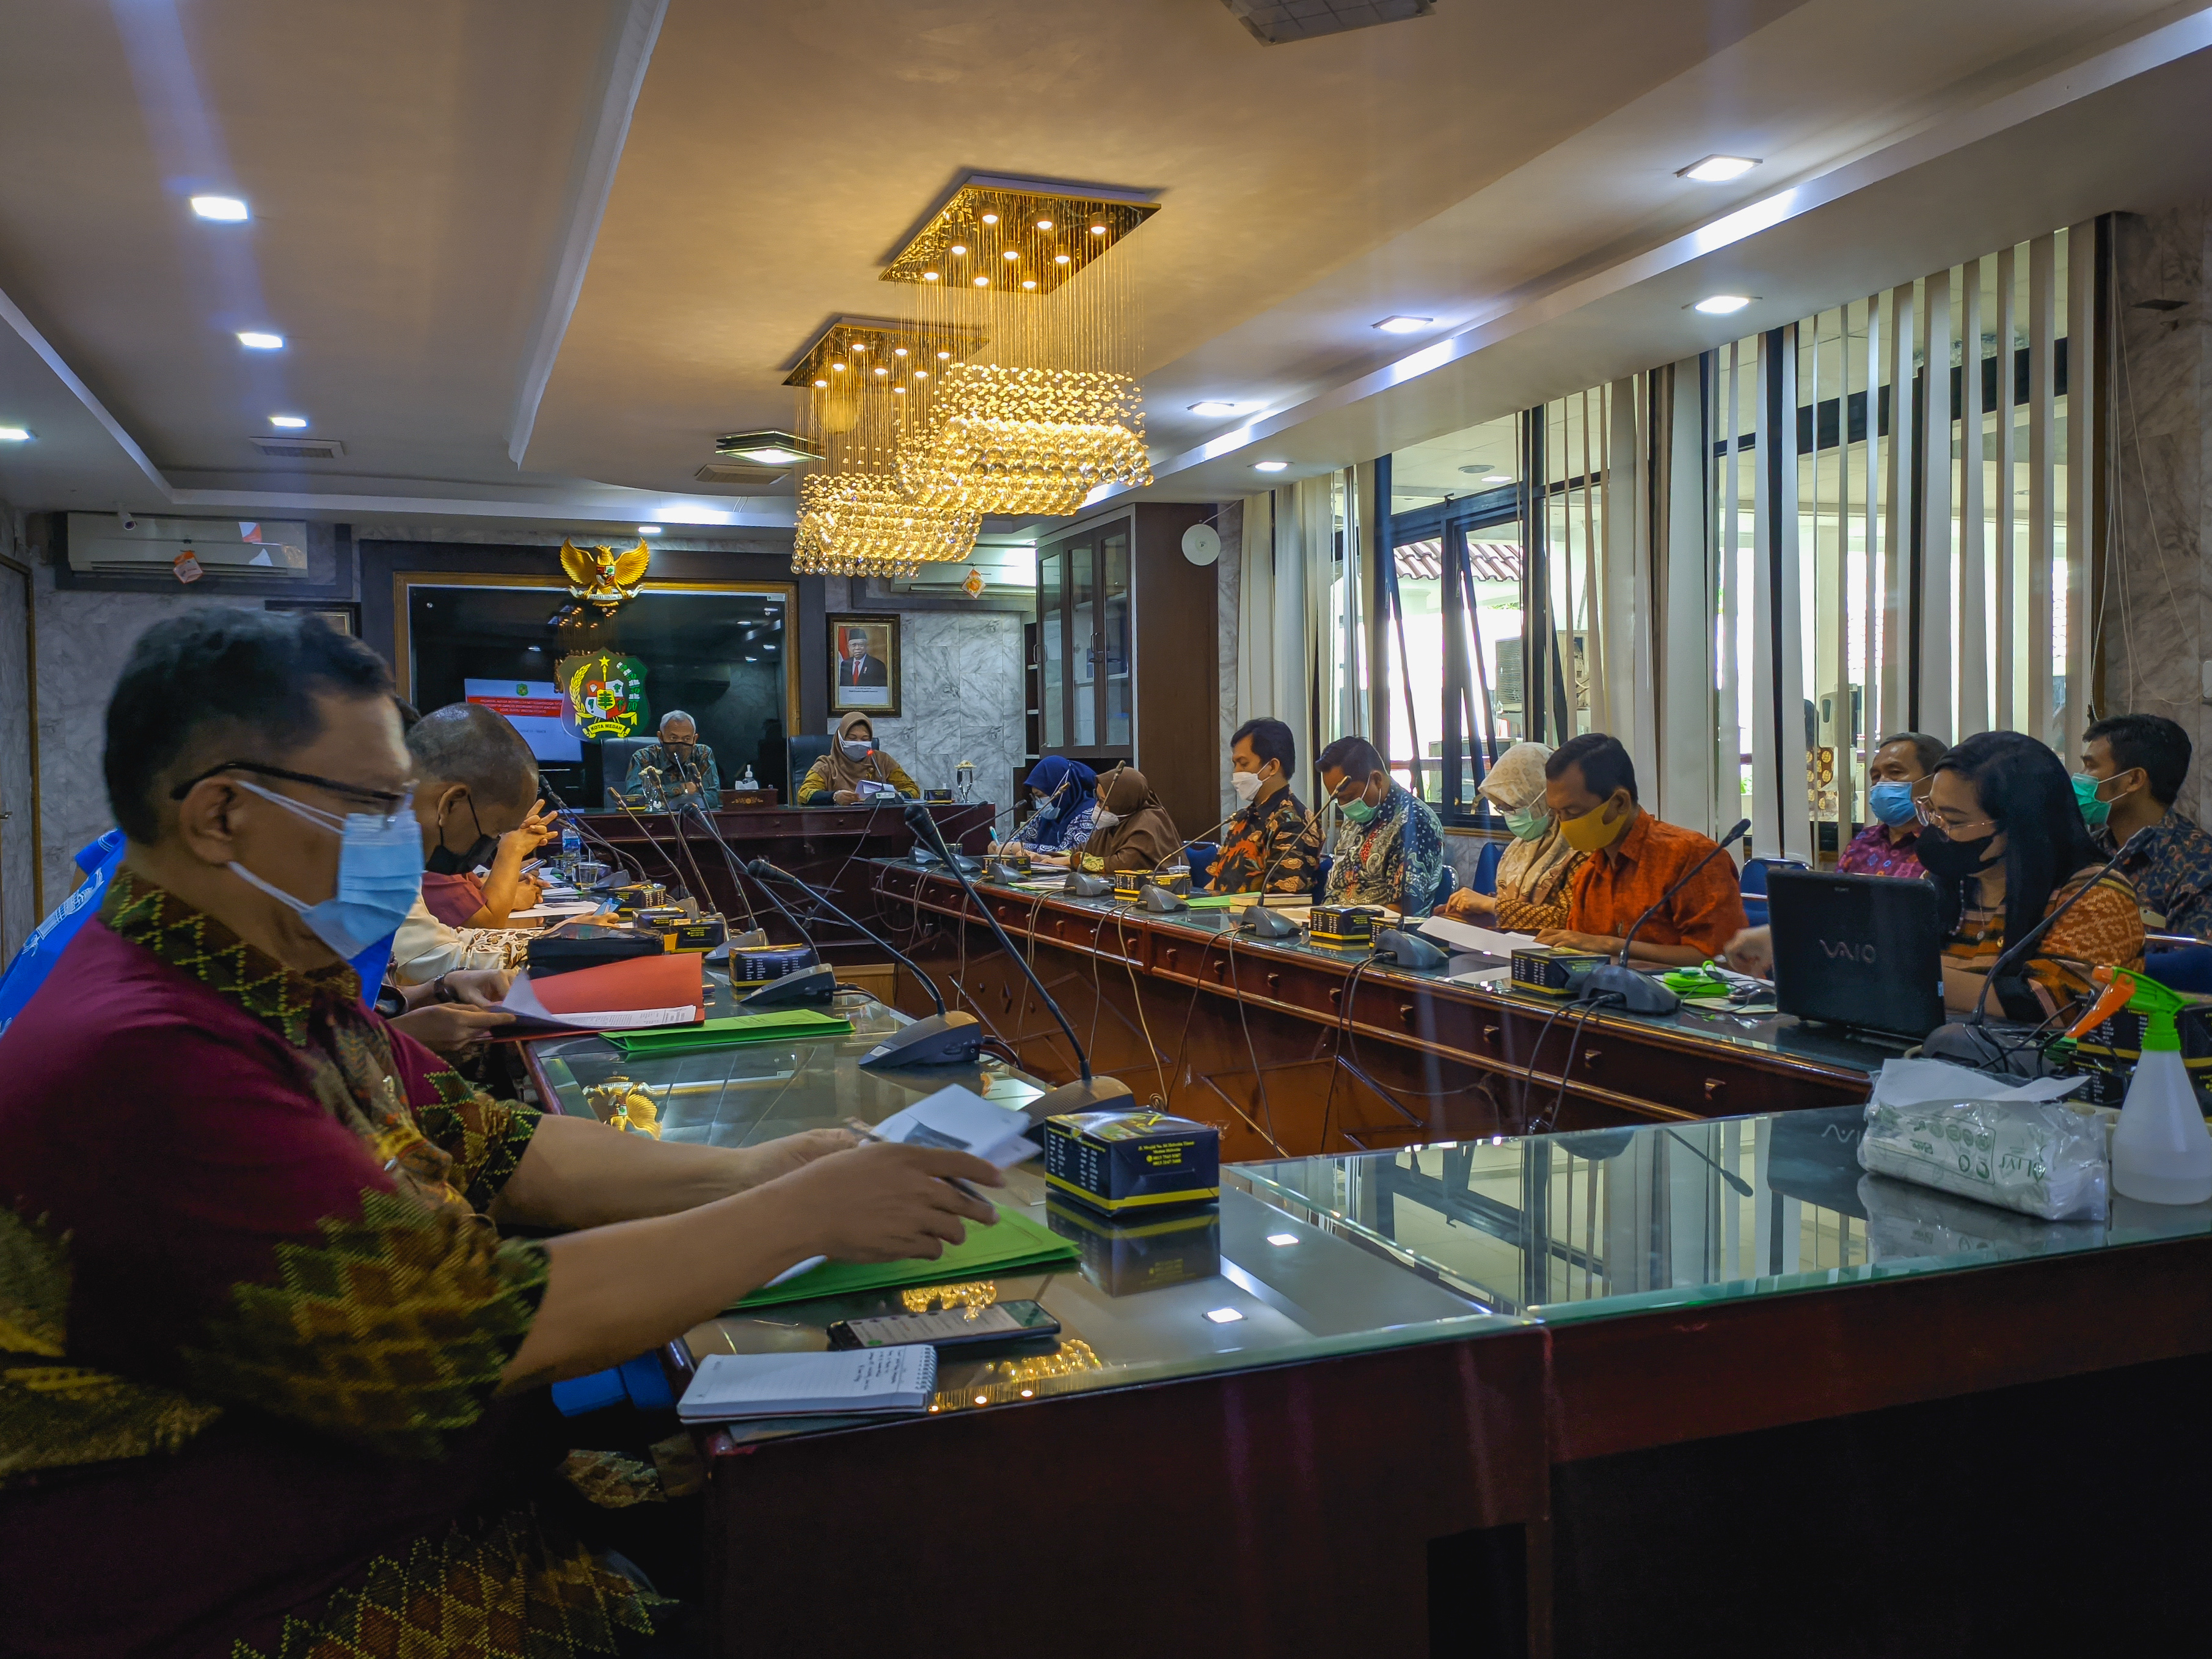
[878,540,1038,600]
[67,513,312,580]
[249,435,345,460]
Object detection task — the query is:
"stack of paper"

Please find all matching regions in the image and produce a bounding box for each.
[677,1346,938,1423]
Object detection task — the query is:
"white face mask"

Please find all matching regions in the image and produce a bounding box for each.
[1231,770,1263,805]
[1093,810,1121,829]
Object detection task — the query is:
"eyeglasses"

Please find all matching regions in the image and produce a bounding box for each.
[1912,797,1996,838]
[170,760,414,827]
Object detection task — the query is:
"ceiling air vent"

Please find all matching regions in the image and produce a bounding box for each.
[250,434,345,460]
[1222,0,1433,44]
[694,461,788,487]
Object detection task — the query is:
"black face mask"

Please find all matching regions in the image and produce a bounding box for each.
[1916,830,1998,881]
[426,793,498,876]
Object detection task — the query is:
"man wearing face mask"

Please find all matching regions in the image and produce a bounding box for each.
[1206,718,1319,895]
[0,610,1007,1655]
[1535,731,1747,965]
[2079,713,2212,940]
[1442,740,1582,931]
[1839,731,1947,880]
[622,709,720,807]
[412,703,556,928]
[1318,736,1445,914]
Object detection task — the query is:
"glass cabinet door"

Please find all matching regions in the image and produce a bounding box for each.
[1101,531,1131,747]
[1070,541,1098,746]
[1039,549,1065,749]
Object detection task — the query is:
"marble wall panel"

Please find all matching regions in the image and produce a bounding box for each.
[811,610,1026,812]
[30,568,262,904]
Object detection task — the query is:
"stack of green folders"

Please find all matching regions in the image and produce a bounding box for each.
[605,1008,853,1058]
[731,1205,1079,1309]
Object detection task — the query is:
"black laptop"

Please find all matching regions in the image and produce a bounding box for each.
[1766,868,1945,1043]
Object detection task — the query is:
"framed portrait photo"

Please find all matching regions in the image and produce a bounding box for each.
[828,613,900,717]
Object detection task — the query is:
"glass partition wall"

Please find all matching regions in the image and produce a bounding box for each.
[398,576,799,805]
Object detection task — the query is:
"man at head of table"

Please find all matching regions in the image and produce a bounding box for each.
[1533,731,1748,966]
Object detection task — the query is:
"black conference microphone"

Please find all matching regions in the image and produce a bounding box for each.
[536,778,637,887]
[672,799,761,929]
[903,795,984,873]
[714,838,837,1008]
[1923,824,2155,1074]
[904,803,1134,1123]
[1579,816,1752,1016]
[747,859,984,1068]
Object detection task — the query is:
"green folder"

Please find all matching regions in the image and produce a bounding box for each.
[1183,893,1240,910]
[731,1203,1080,1309]
[604,1009,853,1058]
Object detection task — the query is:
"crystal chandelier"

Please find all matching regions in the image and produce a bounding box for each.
[790,472,978,579]
[898,363,1152,515]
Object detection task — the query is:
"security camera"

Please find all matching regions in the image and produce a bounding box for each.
[120,510,140,530]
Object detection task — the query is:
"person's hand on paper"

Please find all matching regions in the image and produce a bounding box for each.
[1442,887,1495,920]
[736,1127,858,1187]
[391,1003,516,1057]
[767,1141,1002,1262]
[1535,928,1622,955]
[440,967,516,1008]
[1721,926,1773,978]
[833,789,861,805]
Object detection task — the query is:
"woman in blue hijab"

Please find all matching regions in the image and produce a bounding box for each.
[997,755,1099,859]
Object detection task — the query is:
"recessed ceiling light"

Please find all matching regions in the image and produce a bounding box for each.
[190,195,249,221]
[1203,1308,1244,1325]
[973,277,990,287]
[1189,400,1247,416]
[1035,218,1053,230]
[923,271,940,282]
[831,362,846,372]
[1254,461,1288,472]
[936,351,952,360]
[1002,249,1021,262]
[1481,474,1511,483]
[0,427,30,442]
[1054,254,1071,265]
[638,524,663,534]
[892,347,908,357]
[1693,295,1755,315]
[236,331,284,350]
[1090,224,1108,235]
[850,343,866,353]
[1266,1232,1299,1246]
[980,212,998,224]
[813,378,828,388]
[268,414,307,429]
[913,369,927,378]
[1679,154,1761,183]
[1373,315,1433,334]
[713,430,822,467]
[1021,279,1037,290]
[949,244,967,256]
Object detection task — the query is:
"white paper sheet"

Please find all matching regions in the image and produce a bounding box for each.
[1868,1056,2089,1108]
[1417,915,1527,957]
[507,900,604,920]
[496,973,698,1030]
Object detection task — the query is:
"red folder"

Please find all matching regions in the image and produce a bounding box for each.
[530,951,704,1020]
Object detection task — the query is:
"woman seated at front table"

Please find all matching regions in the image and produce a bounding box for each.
[1729,731,2142,1017]
[1071,764,1182,874]
[797,711,920,805]
[993,755,1098,867]
[1440,739,1582,932]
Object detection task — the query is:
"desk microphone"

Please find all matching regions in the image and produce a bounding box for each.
[671,799,759,929]
[536,779,637,887]
[1922,824,2154,1073]
[905,803,1133,1124]
[904,799,984,873]
[710,837,837,1008]
[1578,816,1751,1016]
[746,859,982,1068]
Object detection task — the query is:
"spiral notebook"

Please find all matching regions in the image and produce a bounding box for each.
[677,1345,938,1423]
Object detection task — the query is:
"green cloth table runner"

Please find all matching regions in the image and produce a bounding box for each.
[605,1009,852,1057]
[731,1203,1079,1309]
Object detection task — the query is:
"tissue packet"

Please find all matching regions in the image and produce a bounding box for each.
[1858,1096,2109,1221]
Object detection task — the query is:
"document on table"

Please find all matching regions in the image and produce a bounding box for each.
[1416,915,1525,958]
[677,1346,938,1422]
[498,974,699,1030]
[508,900,604,920]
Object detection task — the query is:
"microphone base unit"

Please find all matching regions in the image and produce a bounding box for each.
[1371,926,1450,971]
[1139,883,1189,913]
[737,962,841,1008]
[982,852,1033,883]
[856,1011,985,1069]
[1577,962,1681,1016]
[1065,871,1114,898]
[1239,904,1301,939]
[911,845,983,874]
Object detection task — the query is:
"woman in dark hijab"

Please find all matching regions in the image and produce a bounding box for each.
[1077,764,1182,874]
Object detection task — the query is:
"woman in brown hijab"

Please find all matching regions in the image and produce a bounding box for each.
[1076,764,1182,874]
[796,711,921,804]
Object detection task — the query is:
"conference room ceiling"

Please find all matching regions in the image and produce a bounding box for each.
[0,0,2202,533]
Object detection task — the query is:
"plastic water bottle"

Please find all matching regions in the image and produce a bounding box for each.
[740,764,756,788]
[560,818,583,866]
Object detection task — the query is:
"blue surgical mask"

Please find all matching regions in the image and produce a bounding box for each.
[1033,796,1060,821]
[1867,780,1919,827]
[225,780,425,962]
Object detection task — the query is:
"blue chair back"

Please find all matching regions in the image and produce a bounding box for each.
[1318,854,1333,892]
[1739,856,1805,929]
[2146,944,2212,995]
[1187,842,1219,890]
[1472,840,1503,897]
[1431,862,1456,910]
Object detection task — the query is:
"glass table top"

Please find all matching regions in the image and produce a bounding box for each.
[527,991,2212,1442]
[867,859,1899,1075]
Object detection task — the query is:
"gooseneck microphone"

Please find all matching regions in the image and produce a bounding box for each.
[747,858,983,1068]
[536,778,638,887]
[905,803,1133,1122]
[710,838,836,1008]
[1577,816,1752,1016]
[671,799,759,929]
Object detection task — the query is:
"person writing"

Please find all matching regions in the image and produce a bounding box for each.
[797,712,920,805]
[1206,718,1320,896]
[1441,740,1581,931]
[1841,731,1947,879]
[412,702,557,928]
[0,610,1004,1656]
[622,709,720,805]
[1905,730,2145,1016]
[2078,712,2212,939]
[1318,736,1445,914]
[995,755,1098,867]
[1535,731,1747,965]
[1076,764,1183,874]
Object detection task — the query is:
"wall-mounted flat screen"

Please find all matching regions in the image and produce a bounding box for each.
[463,678,582,763]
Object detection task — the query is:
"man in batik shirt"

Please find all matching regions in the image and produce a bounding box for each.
[1206,719,1320,896]
[2081,713,2212,939]
[0,611,1002,1658]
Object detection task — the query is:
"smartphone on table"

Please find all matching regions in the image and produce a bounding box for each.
[825,1300,1060,1352]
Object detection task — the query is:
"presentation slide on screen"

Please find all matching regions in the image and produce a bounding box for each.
[464,678,583,763]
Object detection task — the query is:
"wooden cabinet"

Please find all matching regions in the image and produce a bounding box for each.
[1035,504,1217,840]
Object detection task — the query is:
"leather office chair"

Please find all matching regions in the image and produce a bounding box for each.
[786,734,833,802]
[600,737,655,807]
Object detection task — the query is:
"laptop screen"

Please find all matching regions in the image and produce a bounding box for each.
[1767,869,1946,1041]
